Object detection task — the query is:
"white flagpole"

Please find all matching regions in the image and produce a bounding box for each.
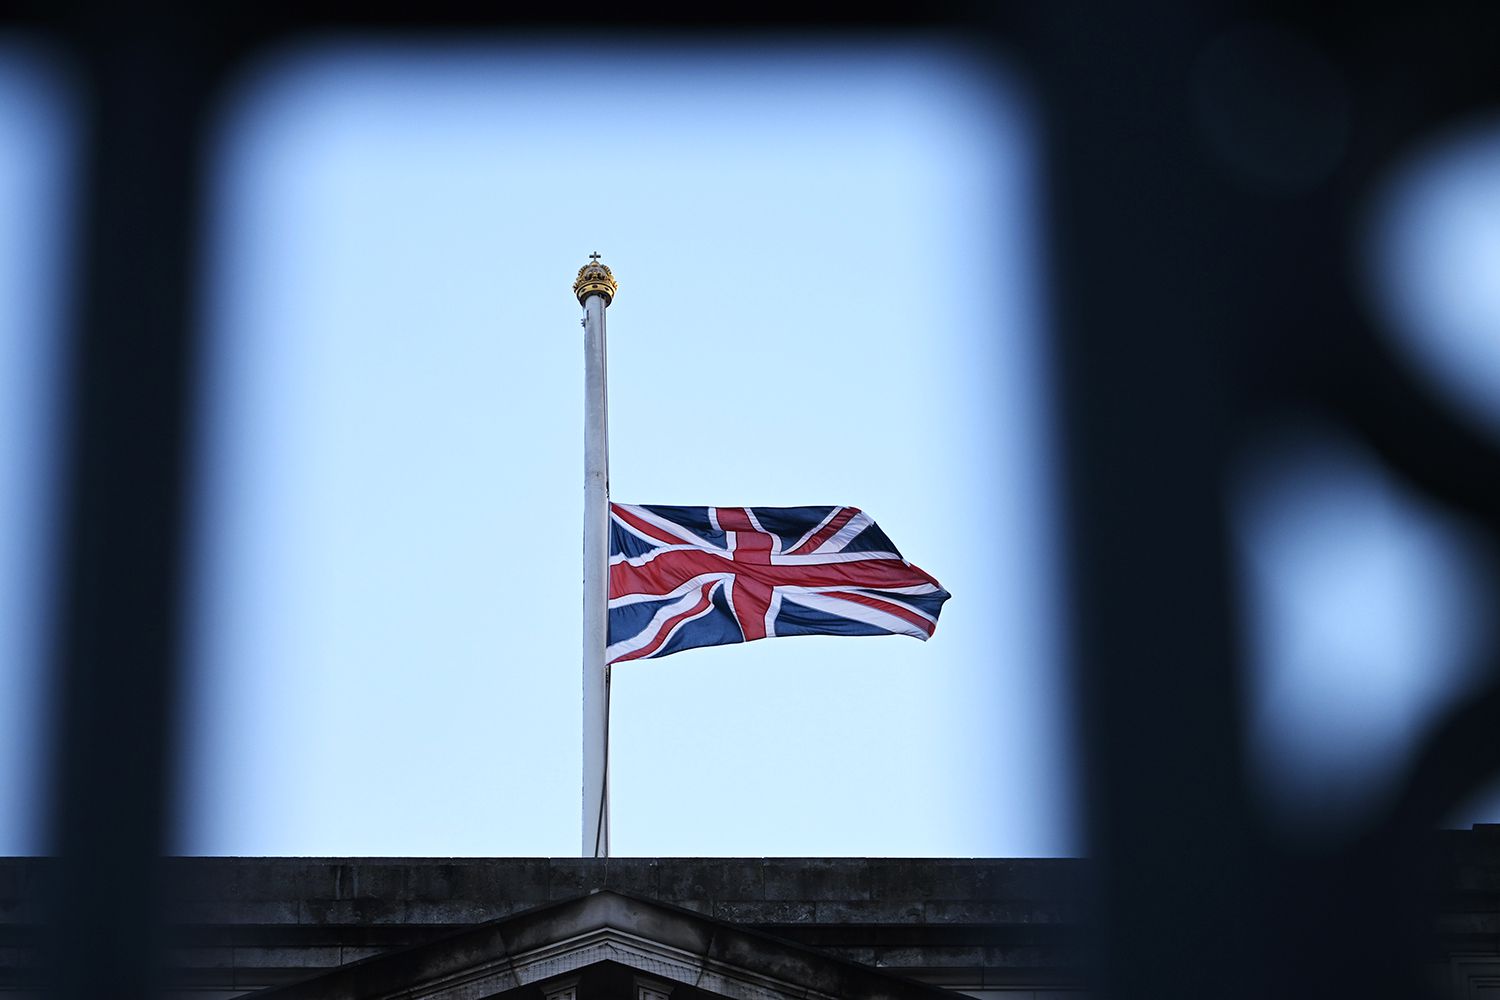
[575,254,617,858]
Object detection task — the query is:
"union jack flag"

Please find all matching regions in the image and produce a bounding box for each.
[607,503,950,664]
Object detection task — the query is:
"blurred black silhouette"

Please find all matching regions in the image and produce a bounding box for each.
[5,3,1499,998]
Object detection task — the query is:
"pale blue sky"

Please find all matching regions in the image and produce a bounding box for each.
[178,41,1071,857]
[0,38,1497,858]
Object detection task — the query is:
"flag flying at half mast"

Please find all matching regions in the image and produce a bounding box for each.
[607,504,950,664]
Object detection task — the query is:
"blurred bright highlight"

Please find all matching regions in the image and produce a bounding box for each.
[1235,427,1495,838]
[1367,118,1500,435]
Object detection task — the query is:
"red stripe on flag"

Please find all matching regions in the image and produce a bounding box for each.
[823,589,937,637]
[713,507,752,531]
[788,507,859,555]
[612,583,716,663]
[718,507,771,565]
[610,548,929,600]
[731,576,772,642]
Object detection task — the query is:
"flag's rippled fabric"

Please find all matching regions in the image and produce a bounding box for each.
[607,504,950,664]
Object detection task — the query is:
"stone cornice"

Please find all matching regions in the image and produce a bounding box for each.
[256,890,965,1000]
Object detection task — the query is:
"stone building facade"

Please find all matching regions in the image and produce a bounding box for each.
[3,858,1089,999]
[2,830,1498,998]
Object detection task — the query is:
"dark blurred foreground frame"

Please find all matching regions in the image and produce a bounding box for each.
[6,2,1500,998]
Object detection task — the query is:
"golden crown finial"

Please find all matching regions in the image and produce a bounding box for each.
[573,252,618,306]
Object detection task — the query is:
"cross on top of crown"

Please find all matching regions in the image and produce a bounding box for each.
[573,253,618,305]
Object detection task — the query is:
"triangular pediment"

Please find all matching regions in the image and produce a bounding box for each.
[251,889,963,1000]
